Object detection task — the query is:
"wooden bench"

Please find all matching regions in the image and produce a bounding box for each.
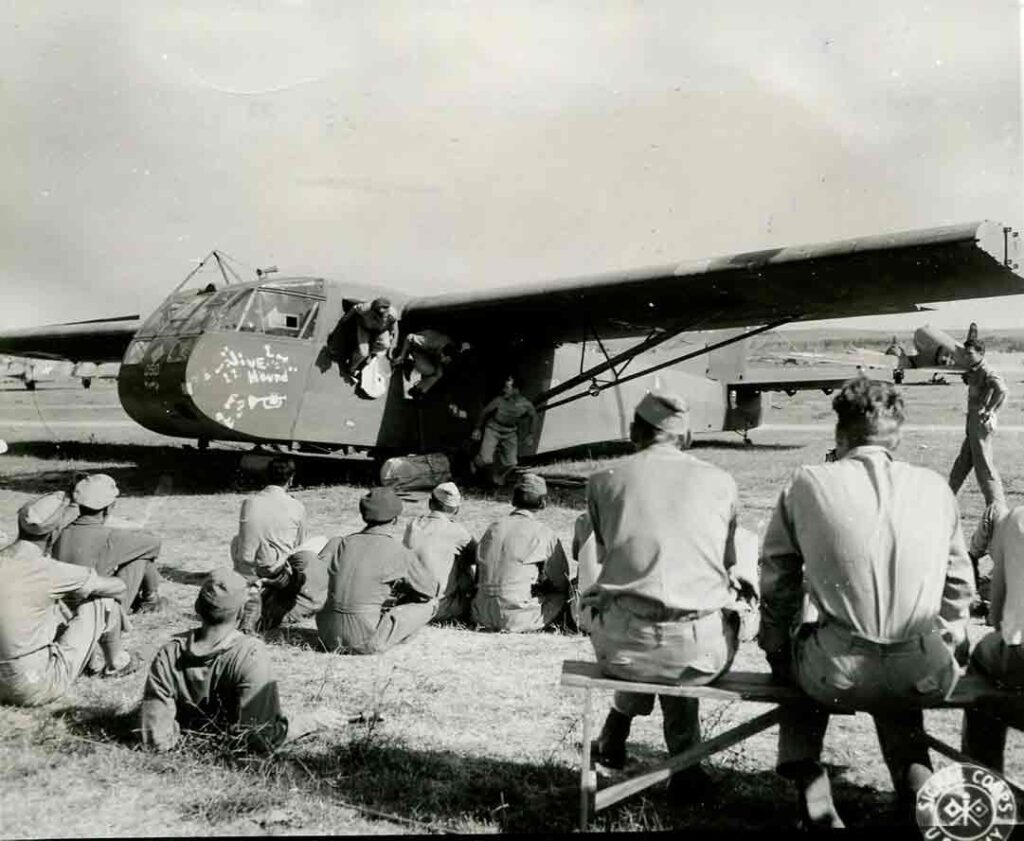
[560,660,1024,830]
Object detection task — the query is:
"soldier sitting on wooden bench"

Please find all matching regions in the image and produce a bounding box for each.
[581,391,757,798]
[759,377,974,828]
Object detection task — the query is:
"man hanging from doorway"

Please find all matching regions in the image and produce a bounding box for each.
[332,297,399,384]
[393,329,463,398]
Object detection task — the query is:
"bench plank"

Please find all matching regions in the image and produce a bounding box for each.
[560,661,1021,708]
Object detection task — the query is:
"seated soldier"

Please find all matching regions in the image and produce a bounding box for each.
[316,487,434,654]
[961,502,1024,772]
[53,473,166,615]
[0,493,135,706]
[759,378,973,828]
[583,392,754,794]
[471,474,570,632]
[140,568,289,753]
[230,457,328,633]
[402,482,477,623]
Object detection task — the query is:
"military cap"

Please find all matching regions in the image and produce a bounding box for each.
[360,486,403,523]
[514,473,547,497]
[370,297,392,311]
[431,482,461,508]
[195,568,249,619]
[635,391,690,434]
[73,473,119,510]
[18,491,73,536]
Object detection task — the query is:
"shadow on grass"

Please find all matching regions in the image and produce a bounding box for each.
[287,739,898,832]
[54,704,140,747]
[0,440,380,496]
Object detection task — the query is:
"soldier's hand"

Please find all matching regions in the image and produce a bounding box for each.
[470,429,482,442]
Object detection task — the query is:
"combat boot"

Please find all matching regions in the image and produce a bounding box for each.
[793,761,844,829]
[591,708,632,770]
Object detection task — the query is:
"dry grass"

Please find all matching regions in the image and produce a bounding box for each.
[1,376,1024,834]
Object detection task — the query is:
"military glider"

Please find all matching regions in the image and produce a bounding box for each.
[0,220,1020,460]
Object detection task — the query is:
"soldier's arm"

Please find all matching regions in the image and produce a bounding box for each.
[233,645,289,754]
[540,537,571,593]
[939,498,975,646]
[475,397,500,431]
[140,649,182,752]
[988,540,1007,631]
[758,482,805,662]
[235,499,260,566]
[985,367,1008,414]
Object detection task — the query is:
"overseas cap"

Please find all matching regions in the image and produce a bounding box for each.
[432,482,461,508]
[18,491,73,536]
[514,473,547,496]
[195,568,249,618]
[73,473,119,510]
[360,486,403,523]
[635,391,690,434]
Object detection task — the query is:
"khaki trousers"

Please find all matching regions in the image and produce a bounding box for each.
[590,598,739,755]
[0,598,118,706]
[778,623,958,794]
[961,631,1024,773]
[317,601,435,655]
[949,414,1006,507]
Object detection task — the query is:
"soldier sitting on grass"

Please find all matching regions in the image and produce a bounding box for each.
[140,568,289,754]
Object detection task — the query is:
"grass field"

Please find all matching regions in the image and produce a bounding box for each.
[1,375,1024,835]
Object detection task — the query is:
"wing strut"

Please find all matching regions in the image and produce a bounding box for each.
[535,318,791,414]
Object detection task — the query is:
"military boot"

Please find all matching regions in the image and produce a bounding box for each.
[591,709,632,770]
[793,761,844,829]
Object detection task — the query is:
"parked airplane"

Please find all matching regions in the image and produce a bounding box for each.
[0,355,120,390]
[0,220,1020,460]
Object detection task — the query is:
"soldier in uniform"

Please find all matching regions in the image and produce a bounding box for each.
[583,392,755,795]
[472,375,538,486]
[334,297,399,380]
[949,336,1007,509]
[760,378,973,827]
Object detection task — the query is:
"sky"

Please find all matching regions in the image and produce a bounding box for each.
[3,1,1023,334]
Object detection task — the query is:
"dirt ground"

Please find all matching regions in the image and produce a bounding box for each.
[0,373,1022,834]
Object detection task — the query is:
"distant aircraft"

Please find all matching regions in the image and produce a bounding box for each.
[0,353,121,391]
[0,220,1020,460]
[884,323,981,382]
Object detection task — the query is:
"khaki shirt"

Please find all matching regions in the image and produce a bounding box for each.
[586,443,743,613]
[759,445,973,655]
[472,510,568,630]
[231,485,306,580]
[140,629,288,753]
[964,358,1007,416]
[319,526,427,616]
[983,506,1024,646]
[53,513,161,578]
[403,511,476,612]
[478,394,537,432]
[0,540,97,661]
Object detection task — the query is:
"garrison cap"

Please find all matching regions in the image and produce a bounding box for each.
[18,491,73,536]
[514,473,547,497]
[360,486,403,523]
[431,482,461,508]
[73,473,119,510]
[635,391,690,434]
[195,568,249,619]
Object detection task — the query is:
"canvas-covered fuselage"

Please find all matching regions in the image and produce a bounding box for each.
[116,276,756,455]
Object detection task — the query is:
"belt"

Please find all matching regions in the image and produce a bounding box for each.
[820,622,937,654]
[613,593,721,623]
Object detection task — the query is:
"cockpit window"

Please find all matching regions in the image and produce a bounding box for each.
[137,292,212,338]
[237,289,321,339]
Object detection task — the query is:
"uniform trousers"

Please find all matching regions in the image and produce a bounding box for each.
[0,598,119,706]
[949,414,1005,507]
[961,631,1024,773]
[590,597,739,754]
[317,601,435,655]
[778,623,958,793]
[474,424,519,483]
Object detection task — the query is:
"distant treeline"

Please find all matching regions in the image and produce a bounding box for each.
[759,329,1024,355]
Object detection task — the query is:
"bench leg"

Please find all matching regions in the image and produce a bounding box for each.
[580,687,596,831]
